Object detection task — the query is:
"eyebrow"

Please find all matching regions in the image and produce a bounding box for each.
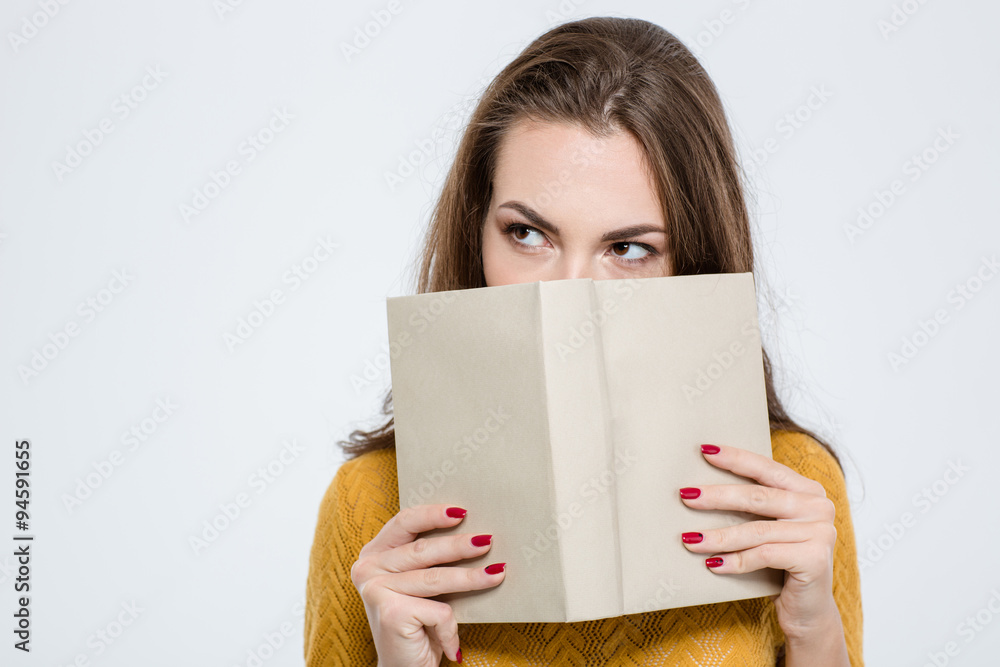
[497,201,665,242]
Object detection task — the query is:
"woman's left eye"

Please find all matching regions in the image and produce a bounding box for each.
[610,242,651,262]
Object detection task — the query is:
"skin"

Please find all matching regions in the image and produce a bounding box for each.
[352,119,850,666]
[482,119,671,283]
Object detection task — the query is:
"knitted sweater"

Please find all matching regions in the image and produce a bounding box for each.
[304,429,864,666]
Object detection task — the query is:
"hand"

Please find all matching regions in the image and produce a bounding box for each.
[350,504,506,666]
[678,443,844,643]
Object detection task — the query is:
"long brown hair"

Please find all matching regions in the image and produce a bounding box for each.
[341,16,842,470]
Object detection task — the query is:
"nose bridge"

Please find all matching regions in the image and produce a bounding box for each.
[551,248,595,281]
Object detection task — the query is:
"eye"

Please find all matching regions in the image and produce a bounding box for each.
[610,242,651,262]
[504,223,547,247]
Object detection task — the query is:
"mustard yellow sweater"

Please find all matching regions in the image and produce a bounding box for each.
[304,430,864,666]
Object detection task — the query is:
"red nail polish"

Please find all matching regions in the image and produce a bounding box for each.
[456,648,463,663]
[471,534,492,547]
[485,562,506,575]
[706,557,724,568]
[679,487,701,499]
[701,444,720,455]
[681,532,703,544]
[446,507,467,518]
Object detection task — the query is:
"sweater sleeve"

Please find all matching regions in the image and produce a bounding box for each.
[771,430,864,667]
[304,453,388,666]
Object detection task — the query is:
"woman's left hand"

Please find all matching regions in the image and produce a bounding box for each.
[678,443,843,643]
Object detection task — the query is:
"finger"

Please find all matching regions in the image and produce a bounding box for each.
[680,483,834,521]
[363,504,468,555]
[376,561,507,599]
[680,520,828,554]
[699,444,827,497]
[377,532,494,574]
[376,595,461,664]
[703,540,835,580]
[416,598,462,664]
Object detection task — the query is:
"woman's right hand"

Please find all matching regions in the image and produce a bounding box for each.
[350,504,506,666]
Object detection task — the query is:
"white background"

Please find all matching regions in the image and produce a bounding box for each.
[1,0,997,665]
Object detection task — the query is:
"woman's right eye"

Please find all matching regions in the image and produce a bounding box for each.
[504,223,547,247]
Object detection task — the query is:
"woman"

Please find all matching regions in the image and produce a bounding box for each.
[306,16,863,666]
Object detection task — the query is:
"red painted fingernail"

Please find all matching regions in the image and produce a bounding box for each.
[706,557,724,568]
[681,532,704,544]
[679,487,701,499]
[446,507,467,518]
[456,647,463,663]
[485,562,506,575]
[701,444,720,455]
[471,534,492,547]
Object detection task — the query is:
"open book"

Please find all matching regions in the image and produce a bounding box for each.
[386,273,782,623]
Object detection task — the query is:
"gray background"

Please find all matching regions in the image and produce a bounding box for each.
[1,0,997,664]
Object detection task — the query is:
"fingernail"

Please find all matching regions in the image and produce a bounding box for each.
[706,557,724,568]
[471,534,492,547]
[446,507,467,518]
[701,444,720,455]
[679,487,701,499]
[456,647,463,663]
[681,532,703,544]
[485,562,506,575]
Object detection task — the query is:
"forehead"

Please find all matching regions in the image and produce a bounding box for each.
[492,119,663,224]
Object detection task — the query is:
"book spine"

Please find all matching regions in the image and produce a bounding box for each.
[538,279,623,622]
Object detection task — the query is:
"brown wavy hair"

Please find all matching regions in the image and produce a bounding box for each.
[340,16,842,470]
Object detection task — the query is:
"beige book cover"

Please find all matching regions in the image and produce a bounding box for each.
[386,272,783,624]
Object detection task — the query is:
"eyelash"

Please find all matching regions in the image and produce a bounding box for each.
[500,222,659,266]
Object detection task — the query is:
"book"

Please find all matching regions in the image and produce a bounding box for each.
[386,272,782,623]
